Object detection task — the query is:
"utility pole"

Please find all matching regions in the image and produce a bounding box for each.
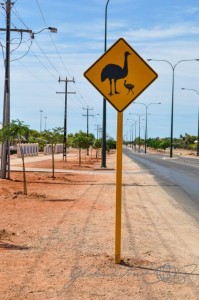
[1,0,11,179]
[0,1,57,179]
[56,77,75,161]
[82,106,94,155]
[0,0,32,179]
[82,106,94,136]
[95,124,102,139]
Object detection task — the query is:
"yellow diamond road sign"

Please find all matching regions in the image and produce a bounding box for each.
[84,38,158,112]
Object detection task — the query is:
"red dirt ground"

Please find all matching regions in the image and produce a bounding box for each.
[0,149,199,299]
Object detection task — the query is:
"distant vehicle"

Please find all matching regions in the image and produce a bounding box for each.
[10,145,17,155]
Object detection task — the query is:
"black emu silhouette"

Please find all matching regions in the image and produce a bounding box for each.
[124,80,135,95]
[101,51,131,96]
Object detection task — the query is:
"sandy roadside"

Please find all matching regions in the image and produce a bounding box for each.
[0,150,199,299]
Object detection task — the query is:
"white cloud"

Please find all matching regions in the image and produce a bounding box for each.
[183,6,199,15]
[125,24,199,41]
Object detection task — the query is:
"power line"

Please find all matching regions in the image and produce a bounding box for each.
[11,37,32,62]
[2,1,90,112]
[35,0,70,78]
[0,41,5,60]
[10,30,22,54]
[0,6,6,17]
[33,37,61,77]
[28,46,58,81]
[16,58,54,90]
[34,0,88,108]
[2,5,28,38]
[12,6,29,29]
[0,23,58,80]
[12,3,61,78]
[0,7,33,62]
[0,5,58,86]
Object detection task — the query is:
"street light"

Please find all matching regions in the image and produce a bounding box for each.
[44,116,47,131]
[127,119,138,150]
[147,58,199,158]
[102,0,111,168]
[181,88,199,156]
[31,27,57,38]
[40,110,43,132]
[133,102,161,153]
[129,113,145,152]
[94,114,101,139]
[126,120,134,149]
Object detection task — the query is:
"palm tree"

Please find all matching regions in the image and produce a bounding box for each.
[0,119,30,195]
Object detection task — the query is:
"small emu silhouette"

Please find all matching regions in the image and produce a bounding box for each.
[124,80,135,95]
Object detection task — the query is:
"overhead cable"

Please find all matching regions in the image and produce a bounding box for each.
[35,0,88,108]
[35,0,70,77]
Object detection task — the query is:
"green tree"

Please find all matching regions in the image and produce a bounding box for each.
[67,133,74,148]
[28,129,47,151]
[182,133,197,149]
[0,119,30,194]
[28,129,40,140]
[70,131,92,166]
[93,138,102,158]
[159,139,170,150]
[106,138,116,151]
[42,127,63,178]
[147,138,160,149]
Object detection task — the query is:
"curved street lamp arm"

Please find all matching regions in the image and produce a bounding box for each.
[134,102,161,108]
[133,102,146,108]
[104,0,110,52]
[174,59,199,70]
[127,118,137,123]
[129,112,145,118]
[147,59,174,70]
[148,58,199,70]
[31,27,57,39]
[181,88,199,95]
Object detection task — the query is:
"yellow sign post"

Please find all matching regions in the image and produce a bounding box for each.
[115,111,123,263]
[84,38,158,264]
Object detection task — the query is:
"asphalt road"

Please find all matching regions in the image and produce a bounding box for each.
[124,147,199,222]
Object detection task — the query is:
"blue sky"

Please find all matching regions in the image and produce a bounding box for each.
[0,0,199,140]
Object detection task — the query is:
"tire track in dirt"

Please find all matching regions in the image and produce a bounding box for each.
[11,172,102,299]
